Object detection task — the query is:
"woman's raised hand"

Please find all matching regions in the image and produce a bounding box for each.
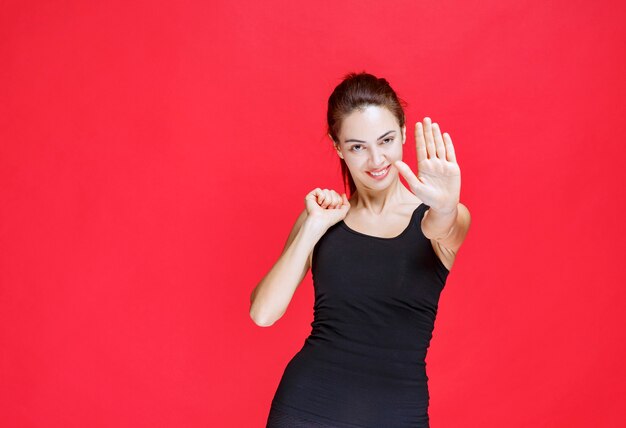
[304,188,351,231]
[393,117,461,214]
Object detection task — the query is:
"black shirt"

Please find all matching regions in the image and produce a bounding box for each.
[267,203,450,427]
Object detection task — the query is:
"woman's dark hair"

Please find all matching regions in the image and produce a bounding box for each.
[327,71,408,197]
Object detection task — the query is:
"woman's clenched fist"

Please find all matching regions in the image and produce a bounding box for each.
[304,188,351,231]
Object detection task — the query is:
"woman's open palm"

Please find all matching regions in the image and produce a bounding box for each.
[394,117,461,214]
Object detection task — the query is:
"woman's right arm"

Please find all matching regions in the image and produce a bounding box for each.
[249,209,327,327]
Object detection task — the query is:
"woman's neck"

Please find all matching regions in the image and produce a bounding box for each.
[351,178,414,215]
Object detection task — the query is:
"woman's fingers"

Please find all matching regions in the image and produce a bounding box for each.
[443,132,456,163]
[313,189,326,209]
[317,189,328,208]
[341,193,350,208]
[393,160,423,195]
[328,190,342,208]
[313,188,323,203]
[305,188,324,214]
[324,189,334,208]
[432,122,445,159]
[327,191,336,208]
[306,188,322,202]
[308,188,347,210]
[422,117,436,159]
[330,190,346,208]
[393,160,416,184]
[415,121,427,163]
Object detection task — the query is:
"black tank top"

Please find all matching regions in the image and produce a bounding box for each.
[267,203,450,428]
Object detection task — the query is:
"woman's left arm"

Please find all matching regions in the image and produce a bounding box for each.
[421,203,471,254]
[394,116,471,253]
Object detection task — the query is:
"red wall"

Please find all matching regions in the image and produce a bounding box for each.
[2,1,625,427]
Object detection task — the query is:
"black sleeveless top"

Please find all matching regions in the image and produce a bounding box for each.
[267,203,450,428]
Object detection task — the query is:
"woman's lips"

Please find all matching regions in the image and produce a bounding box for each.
[367,165,391,179]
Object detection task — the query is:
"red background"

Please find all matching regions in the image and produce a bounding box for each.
[2,1,625,427]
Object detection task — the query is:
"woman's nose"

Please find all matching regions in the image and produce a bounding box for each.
[370,146,385,165]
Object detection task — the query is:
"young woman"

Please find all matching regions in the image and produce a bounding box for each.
[250,72,471,427]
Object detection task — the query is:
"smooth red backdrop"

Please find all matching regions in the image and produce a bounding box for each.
[2,1,625,427]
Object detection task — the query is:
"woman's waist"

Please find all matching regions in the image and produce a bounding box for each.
[306,322,433,359]
[290,338,429,385]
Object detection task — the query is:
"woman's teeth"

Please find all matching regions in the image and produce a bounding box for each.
[368,165,390,177]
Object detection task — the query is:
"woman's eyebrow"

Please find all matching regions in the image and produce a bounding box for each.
[344,130,395,144]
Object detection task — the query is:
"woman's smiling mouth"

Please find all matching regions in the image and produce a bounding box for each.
[367,165,391,180]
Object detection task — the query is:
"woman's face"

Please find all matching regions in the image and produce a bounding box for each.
[333,105,406,189]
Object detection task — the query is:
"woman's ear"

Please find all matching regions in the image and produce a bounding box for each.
[334,144,344,159]
[329,134,344,159]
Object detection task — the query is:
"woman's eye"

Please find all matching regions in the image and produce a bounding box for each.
[350,138,392,151]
